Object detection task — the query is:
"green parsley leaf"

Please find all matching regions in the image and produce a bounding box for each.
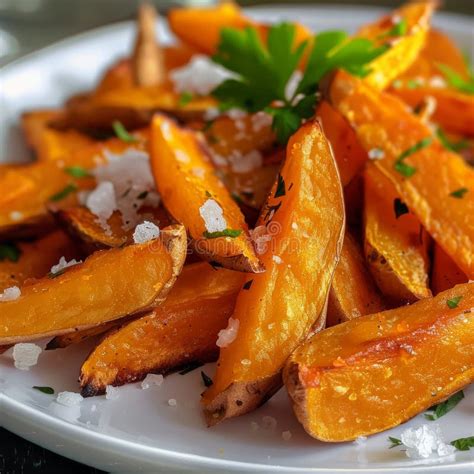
[450,187,469,199]
[437,63,474,95]
[394,137,432,177]
[112,120,139,143]
[33,386,55,395]
[388,436,402,448]
[0,243,21,262]
[446,296,463,309]
[267,106,302,144]
[378,18,408,39]
[436,128,470,153]
[64,166,91,178]
[201,371,213,388]
[274,173,286,198]
[394,198,409,219]
[179,362,203,375]
[178,91,194,107]
[451,436,474,451]
[49,183,78,202]
[425,391,464,420]
[203,229,242,239]
[407,79,421,89]
[243,280,253,290]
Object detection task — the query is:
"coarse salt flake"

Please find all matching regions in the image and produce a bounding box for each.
[168,398,177,407]
[272,255,282,265]
[141,373,164,390]
[0,286,21,302]
[105,385,120,400]
[170,55,234,96]
[12,343,42,370]
[133,221,160,244]
[50,256,81,275]
[216,318,240,348]
[86,181,117,231]
[400,424,456,459]
[9,211,23,221]
[229,150,262,174]
[250,226,272,255]
[56,391,83,406]
[199,199,227,233]
[368,148,385,160]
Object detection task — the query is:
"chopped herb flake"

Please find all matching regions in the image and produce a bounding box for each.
[437,63,474,95]
[0,243,21,262]
[203,229,242,239]
[112,120,139,143]
[274,173,286,198]
[378,18,408,39]
[451,436,474,451]
[47,269,66,279]
[64,166,91,178]
[394,198,409,219]
[209,260,224,270]
[394,137,432,177]
[450,187,468,199]
[178,91,194,107]
[436,128,470,153]
[446,296,463,309]
[179,362,203,375]
[49,183,78,202]
[407,79,421,89]
[201,371,213,388]
[243,280,253,290]
[33,386,54,394]
[137,190,149,200]
[388,436,402,448]
[425,390,464,420]
[205,190,212,198]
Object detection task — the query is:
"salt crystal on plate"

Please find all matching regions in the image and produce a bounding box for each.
[250,421,259,432]
[199,199,227,233]
[91,404,97,412]
[216,318,239,348]
[133,221,160,244]
[141,373,164,390]
[170,55,234,96]
[12,343,42,370]
[282,430,292,441]
[168,398,177,407]
[56,391,83,406]
[50,256,81,275]
[0,286,21,302]
[400,424,456,459]
[105,385,120,400]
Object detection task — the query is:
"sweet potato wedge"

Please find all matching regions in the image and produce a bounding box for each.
[284,282,474,442]
[316,101,367,187]
[390,29,474,136]
[357,1,435,91]
[55,205,172,250]
[201,119,345,424]
[431,243,468,295]
[326,69,474,279]
[364,165,431,305]
[0,230,81,291]
[0,225,186,345]
[327,231,385,327]
[21,110,95,162]
[150,114,262,272]
[79,262,243,395]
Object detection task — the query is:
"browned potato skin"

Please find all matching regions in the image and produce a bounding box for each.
[0,225,186,345]
[284,283,474,442]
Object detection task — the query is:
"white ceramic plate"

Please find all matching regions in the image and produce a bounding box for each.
[1,5,473,473]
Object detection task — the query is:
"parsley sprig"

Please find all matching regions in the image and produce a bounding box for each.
[451,436,474,451]
[425,390,464,420]
[211,23,388,143]
[0,243,21,262]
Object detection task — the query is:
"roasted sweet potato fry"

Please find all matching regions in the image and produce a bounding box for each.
[55,205,172,250]
[21,110,95,162]
[150,114,262,272]
[79,262,243,395]
[326,70,474,279]
[284,282,474,442]
[327,231,385,326]
[357,1,435,91]
[132,3,164,87]
[364,165,431,305]
[0,230,80,291]
[431,243,468,295]
[390,29,474,136]
[316,101,367,187]
[0,225,186,345]
[202,120,345,424]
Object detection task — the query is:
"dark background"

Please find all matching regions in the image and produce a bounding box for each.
[1,1,472,473]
